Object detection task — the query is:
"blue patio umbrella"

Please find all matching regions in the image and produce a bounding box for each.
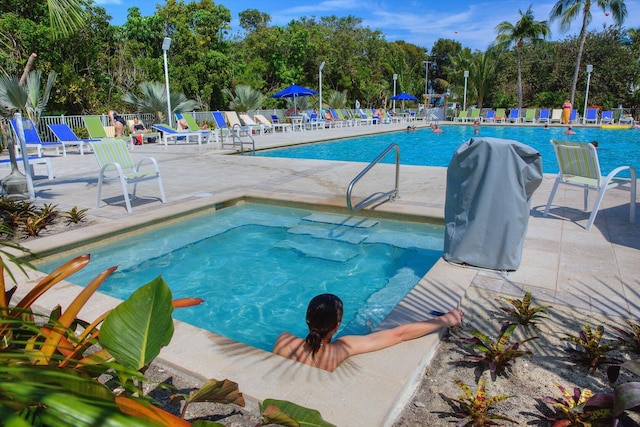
[271,84,318,112]
[390,92,419,110]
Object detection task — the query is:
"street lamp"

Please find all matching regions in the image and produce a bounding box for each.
[393,73,398,112]
[463,70,469,111]
[319,61,325,114]
[423,60,431,116]
[583,64,593,125]
[162,37,172,127]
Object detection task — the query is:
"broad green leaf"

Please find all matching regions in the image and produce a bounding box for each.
[183,378,245,406]
[260,399,335,427]
[99,276,174,370]
[613,382,640,417]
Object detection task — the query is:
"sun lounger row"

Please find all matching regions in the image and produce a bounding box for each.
[455,107,617,124]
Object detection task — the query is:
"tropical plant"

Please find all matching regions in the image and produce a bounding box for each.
[541,383,612,426]
[63,206,89,225]
[494,6,551,111]
[122,81,199,123]
[549,0,628,105]
[260,398,336,426]
[563,323,622,371]
[442,378,517,426]
[325,89,348,109]
[461,322,538,379]
[612,319,640,354]
[496,291,550,327]
[221,84,266,112]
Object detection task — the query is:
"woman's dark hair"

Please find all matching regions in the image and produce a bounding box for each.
[305,294,343,357]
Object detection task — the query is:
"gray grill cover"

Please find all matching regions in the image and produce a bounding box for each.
[443,137,543,271]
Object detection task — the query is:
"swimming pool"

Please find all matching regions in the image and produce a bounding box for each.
[256,125,639,175]
[36,202,443,351]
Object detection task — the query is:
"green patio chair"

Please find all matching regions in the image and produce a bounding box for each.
[454,110,468,122]
[543,140,636,230]
[524,108,536,122]
[466,108,480,122]
[90,138,166,214]
[494,108,506,123]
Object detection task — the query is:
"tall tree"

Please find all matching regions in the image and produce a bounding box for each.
[550,0,627,105]
[495,6,550,110]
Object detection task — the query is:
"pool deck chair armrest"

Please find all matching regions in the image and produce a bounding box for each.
[90,138,166,214]
[543,139,637,230]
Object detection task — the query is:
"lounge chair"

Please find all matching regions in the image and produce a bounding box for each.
[176,113,214,143]
[583,108,598,124]
[126,119,161,148]
[600,111,614,124]
[84,115,137,147]
[90,138,166,214]
[10,118,63,156]
[239,114,268,134]
[550,108,563,123]
[494,108,506,123]
[357,109,374,125]
[482,110,495,122]
[523,108,536,123]
[543,140,636,230]
[151,123,203,146]
[466,109,481,123]
[569,109,578,124]
[454,110,468,122]
[253,114,277,133]
[226,111,260,135]
[305,112,323,130]
[0,155,54,180]
[538,109,550,124]
[47,123,98,156]
[508,108,521,123]
[264,114,291,132]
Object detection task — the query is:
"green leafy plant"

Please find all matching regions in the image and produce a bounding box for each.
[612,320,640,354]
[442,378,517,426]
[63,206,89,225]
[20,210,52,237]
[260,398,336,427]
[541,383,612,426]
[496,291,550,326]
[461,322,538,379]
[563,323,621,371]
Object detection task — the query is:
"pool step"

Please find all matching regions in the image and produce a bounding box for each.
[301,213,379,228]
[275,235,360,262]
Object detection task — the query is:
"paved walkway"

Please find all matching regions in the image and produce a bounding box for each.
[9,121,639,426]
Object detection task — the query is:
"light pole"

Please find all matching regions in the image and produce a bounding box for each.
[463,70,469,111]
[583,64,593,125]
[393,73,398,112]
[319,61,325,114]
[162,37,172,127]
[423,60,431,116]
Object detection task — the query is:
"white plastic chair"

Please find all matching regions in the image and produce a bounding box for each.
[543,140,636,230]
[90,138,166,214]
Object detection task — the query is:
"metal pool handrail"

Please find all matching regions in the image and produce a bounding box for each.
[346,143,400,212]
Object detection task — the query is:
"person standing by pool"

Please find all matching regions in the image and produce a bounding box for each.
[273,294,463,372]
[561,100,572,124]
[108,110,127,137]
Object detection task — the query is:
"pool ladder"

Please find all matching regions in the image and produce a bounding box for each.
[346,143,400,212]
[224,124,255,155]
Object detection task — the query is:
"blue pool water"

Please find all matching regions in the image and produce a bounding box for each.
[37,203,443,351]
[257,125,639,176]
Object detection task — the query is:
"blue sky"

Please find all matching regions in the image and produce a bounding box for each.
[95,0,640,51]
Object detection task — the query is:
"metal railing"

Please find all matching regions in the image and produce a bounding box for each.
[225,124,255,155]
[346,143,400,212]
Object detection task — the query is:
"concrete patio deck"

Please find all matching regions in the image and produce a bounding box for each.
[7,121,639,426]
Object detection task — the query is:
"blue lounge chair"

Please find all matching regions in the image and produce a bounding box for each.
[0,155,54,180]
[47,123,98,156]
[584,108,598,124]
[90,138,166,214]
[569,109,578,123]
[508,108,520,123]
[600,111,614,124]
[10,118,64,156]
[538,109,550,124]
[151,123,203,146]
[482,110,495,122]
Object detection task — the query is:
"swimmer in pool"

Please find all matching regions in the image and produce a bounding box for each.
[273,293,463,372]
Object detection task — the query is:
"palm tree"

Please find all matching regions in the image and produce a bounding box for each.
[495,6,551,111]
[221,85,266,112]
[550,0,627,105]
[44,0,87,38]
[0,70,57,197]
[122,81,199,123]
